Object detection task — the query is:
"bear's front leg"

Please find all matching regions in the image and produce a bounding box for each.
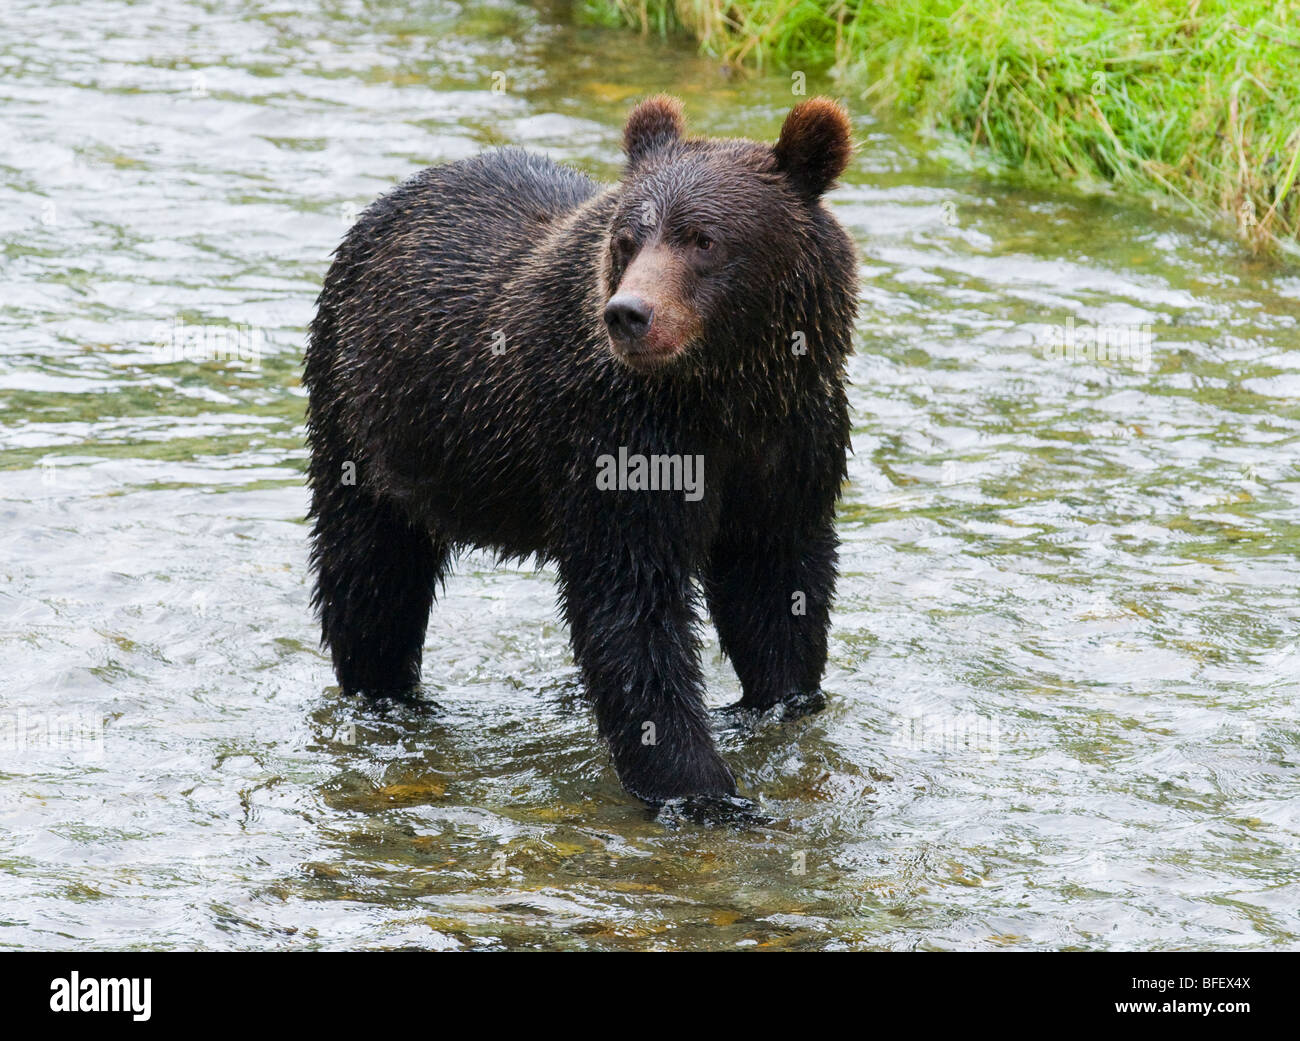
[705,521,839,716]
[556,540,736,805]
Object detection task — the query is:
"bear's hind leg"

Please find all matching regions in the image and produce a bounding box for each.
[309,492,448,695]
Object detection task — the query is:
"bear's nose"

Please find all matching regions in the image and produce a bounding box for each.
[604,293,654,342]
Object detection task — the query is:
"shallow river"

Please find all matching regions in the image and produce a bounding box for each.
[2,0,1298,950]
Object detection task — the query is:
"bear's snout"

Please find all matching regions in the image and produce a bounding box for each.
[604,293,654,343]
[603,245,697,370]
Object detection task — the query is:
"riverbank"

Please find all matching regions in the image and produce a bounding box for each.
[588,0,1300,258]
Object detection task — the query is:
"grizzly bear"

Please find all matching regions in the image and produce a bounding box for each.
[304,96,857,807]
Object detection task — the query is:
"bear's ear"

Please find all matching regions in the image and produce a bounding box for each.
[773,97,853,201]
[623,95,685,166]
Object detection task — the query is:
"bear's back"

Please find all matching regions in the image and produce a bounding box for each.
[359,148,596,269]
[320,148,600,360]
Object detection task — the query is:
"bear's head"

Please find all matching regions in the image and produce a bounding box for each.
[600,94,853,373]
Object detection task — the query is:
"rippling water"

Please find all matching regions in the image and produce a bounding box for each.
[2,0,1298,951]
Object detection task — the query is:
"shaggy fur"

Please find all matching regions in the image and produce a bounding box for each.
[304,97,858,804]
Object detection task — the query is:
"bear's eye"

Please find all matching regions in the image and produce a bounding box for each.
[693,232,714,252]
[611,233,636,262]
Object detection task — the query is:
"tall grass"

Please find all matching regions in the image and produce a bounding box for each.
[591,0,1300,256]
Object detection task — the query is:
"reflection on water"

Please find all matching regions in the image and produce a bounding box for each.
[1,0,1298,950]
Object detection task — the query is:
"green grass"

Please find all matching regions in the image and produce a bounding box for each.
[588,0,1300,257]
